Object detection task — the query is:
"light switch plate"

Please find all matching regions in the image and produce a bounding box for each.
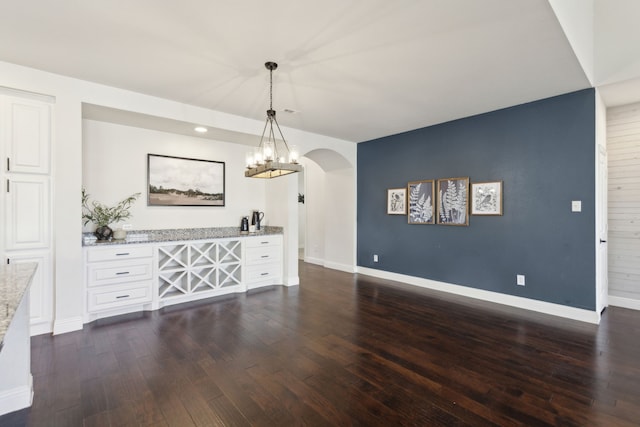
[571,200,582,212]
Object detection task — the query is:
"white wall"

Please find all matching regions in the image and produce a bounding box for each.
[594,0,640,85]
[607,101,640,310]
[323,166,356,272]
[303,159,326,265]
[548,0,595,85]
[82,120,265,231]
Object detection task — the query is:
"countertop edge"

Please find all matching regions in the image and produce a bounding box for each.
[0,262,38,349]
[82,226,284,246]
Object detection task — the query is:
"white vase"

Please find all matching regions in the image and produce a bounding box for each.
[113,229,127,240]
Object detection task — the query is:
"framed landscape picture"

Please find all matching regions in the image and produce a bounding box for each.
[407,180,435,224]
[437,177,469,226]
[471,181,503,215]
[147,154,225,206]
[387,188,407,215]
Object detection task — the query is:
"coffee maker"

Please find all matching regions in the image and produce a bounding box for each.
[240,216,249,233]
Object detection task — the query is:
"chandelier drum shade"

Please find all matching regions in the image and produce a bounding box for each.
[245,62,302,179]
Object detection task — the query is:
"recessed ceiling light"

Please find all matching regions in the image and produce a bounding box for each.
[283,109,298,114]
[194,126,208,133]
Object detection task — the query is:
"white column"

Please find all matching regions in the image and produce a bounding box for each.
[265,174,299,286]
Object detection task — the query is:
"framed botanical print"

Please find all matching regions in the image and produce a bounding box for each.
[471,181,503,215]
[387,188,407,215]
[407,180,435,224]
[437,177,469,226]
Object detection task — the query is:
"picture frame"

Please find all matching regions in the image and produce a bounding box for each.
[387,188,407,215]
[437,177,469,226]
[407,180,435,224]
[471,181,503,215]
[147,154,225,206]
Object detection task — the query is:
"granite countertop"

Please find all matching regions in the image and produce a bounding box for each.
[0,263,38,350]
[83,226,283,246]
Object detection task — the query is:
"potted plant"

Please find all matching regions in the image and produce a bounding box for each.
[82,188,141,240]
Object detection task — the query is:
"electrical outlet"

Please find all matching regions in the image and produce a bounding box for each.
[122,223,132,230]
[517,274,525,286]
[373,254,379,263]
[571,200,582,212]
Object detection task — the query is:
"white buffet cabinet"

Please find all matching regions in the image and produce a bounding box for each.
[83,232,283,322]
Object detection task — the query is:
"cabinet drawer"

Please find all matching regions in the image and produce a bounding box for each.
[245,263,282,282]
[244,235,282,248]
[87,259,153,286]
[87,245,153,262]
[87,282,152,312]
[246,246,282,263]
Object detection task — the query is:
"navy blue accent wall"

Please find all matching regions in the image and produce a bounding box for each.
[357,89,596,310]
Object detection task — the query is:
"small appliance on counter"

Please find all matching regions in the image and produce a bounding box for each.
[240,216,249,233]
[251,211,264,232]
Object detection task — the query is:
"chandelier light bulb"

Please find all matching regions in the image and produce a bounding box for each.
[263,141,274,161]
[289,145,299,164]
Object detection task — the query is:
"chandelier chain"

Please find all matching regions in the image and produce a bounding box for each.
[269,67,273,112]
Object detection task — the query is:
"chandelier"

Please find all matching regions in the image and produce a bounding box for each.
[245,62,302,178]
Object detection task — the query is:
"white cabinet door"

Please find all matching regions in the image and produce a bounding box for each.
[7,252,52,335]
[5,175,50,250]
[1,92,53,335]
[4,96,51,175]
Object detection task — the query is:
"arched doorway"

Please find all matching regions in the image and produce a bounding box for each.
[300,149,356,273]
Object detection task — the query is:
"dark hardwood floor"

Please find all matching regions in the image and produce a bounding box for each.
[2,261,640,426]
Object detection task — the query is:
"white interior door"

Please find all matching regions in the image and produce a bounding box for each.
[596,144,608,317]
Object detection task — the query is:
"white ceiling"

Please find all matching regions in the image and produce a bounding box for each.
[0,1,638,143]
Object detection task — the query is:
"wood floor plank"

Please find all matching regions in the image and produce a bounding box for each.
[206,393,252,427]
[2,261,640,426]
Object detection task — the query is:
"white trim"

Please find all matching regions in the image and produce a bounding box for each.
[30,320,53,337]
[84,303,153,324]
[157,285,245,309]
[304,256,324,266]
[303,256,356,273]
[323,261,356,274]
[0,374,33,416]
[53,316,83,335]
[608,295,640,311]
[0,85,55,103]
[357,267,600,324]
[285,276,300,287]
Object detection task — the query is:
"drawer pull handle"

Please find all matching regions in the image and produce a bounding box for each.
[116,271,130,275]
[115,252,130,256]
[261,241,269,244]
[115,295,130,299]
[261,272,269,276]
[261,255,269,258]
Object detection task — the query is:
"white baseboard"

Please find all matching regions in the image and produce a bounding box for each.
[303,256,356,273]
[304,256,324,266]
[608,295,640,311]
[53,316,83,335]
[323,261,357,274]
[30,320,53,337]
[357,266,599,324]
[0,374,33,416]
